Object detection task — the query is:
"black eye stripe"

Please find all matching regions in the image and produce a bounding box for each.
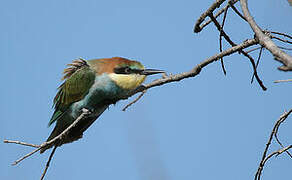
[114,67,142,74]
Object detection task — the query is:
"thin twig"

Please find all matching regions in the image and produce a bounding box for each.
[4,140,40,148]
[278,46,292,51]
[194,0,227,33]
[271,35,292,44]
[256,145,292,180]
[273,110,292,158]
[12,148,41,165]
[219,6,229,75]
[40,146,57,180]
[228,0,247,21]
[245,46,262,53]
[240,0,292,71]
[274,133,292,158]
[251,47,263,83]
[122,90,147,111]
[208,13,267,90]
[247,46,292,53]
[274,79,292,83]
[270,31,292,40]
[254,109,292,180]
[195,0,240,33]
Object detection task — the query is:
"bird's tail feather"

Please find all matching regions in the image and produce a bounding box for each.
[40,126,60,154]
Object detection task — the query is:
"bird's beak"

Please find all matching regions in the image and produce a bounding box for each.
[140,69,165,75]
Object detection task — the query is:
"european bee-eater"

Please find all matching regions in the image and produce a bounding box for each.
[40,57,164,153]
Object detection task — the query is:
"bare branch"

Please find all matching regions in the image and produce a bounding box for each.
[254,109,292,180]
[4,140,40,148]
[122,90,147,111]
[219,4,229,75]
[274,79,292,83]
[12,148,41,165]
[251,47,263,83]
[271,35,292,44]
[270,31,292,40]
[194,0,227,33]
[228,0,246,21]
[40,146,57,180]
[240,0,292,71]
[208,13,267,90]
[194,0,240,33]
[256,145,292,180]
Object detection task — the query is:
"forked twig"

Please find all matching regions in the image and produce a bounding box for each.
[208,13,267,90]
[194,0,240,33]
[240,0,292,71]
[122,90,147,111]
[254,109,292,180]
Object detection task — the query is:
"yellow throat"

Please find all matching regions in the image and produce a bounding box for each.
[108,73,146,90]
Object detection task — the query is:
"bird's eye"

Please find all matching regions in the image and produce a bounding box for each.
[114,67,133,74]
[124,67,131,73]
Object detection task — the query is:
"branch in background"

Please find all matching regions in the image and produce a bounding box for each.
[194,0,240,33]
[194,0,227,33]
[219,4,229,75]
[274,79,292,83]
[251,47,263,83]
[271,35,292,44]
[254,109,292,180]
[240,0,292,71]
[228,0,246,21]
[208,13,267,90]
[270,31,292,40]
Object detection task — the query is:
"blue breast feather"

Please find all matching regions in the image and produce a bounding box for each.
[70,73,126,118]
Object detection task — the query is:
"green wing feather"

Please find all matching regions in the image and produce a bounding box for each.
[48,59,96,126]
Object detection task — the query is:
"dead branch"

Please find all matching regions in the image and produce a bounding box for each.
[122,90,147,111]
[194,0,227,33]
[240,0,292,71]
[219,3,229,75]
[274,79,292,83]
[208,13,267,90]
[254,109,292,180]
[251,47,263,83]
[40,146,57,180]
[194,0,242,33]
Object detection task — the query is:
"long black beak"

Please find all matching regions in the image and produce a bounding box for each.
[140,69,165,75]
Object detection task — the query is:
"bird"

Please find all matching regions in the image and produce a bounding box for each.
[40,57,164,153]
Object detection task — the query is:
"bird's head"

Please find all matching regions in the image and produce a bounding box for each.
[88,57,164,90]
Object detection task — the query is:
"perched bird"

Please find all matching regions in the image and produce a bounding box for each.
[40,57,164,153]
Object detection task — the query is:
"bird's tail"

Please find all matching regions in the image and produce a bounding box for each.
[40,126,60,154]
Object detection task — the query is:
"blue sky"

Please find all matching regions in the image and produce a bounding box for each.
[1,0,291,180]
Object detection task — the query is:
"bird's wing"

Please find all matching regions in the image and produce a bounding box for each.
[48,58,96,126]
